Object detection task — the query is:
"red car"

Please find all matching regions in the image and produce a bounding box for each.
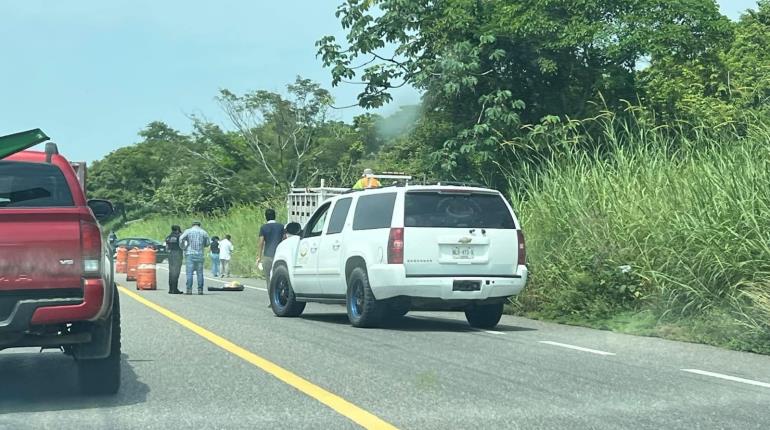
[0,130,121,395]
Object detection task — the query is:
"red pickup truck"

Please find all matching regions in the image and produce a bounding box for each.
[0,130,121,395]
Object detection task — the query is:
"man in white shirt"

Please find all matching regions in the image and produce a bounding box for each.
[218,234,234,278]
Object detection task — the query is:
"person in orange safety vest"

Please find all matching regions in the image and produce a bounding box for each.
[353,168,381,190]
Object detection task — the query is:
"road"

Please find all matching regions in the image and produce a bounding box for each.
[2,265,770,429]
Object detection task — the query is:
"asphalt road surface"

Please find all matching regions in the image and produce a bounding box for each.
[2,265,770,429]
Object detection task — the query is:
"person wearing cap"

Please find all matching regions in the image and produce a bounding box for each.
[353,168,381,190]
[179,220,210,295]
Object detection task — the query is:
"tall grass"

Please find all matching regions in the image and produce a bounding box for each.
[118,201,286,278]
[514,113,770,353]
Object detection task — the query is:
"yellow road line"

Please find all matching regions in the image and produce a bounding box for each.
[118,286,398,430]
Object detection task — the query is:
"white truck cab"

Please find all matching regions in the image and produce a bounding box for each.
[271,184,528,328]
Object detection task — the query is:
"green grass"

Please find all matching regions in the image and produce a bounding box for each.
[511,113,770,354]
[118,201,285,278]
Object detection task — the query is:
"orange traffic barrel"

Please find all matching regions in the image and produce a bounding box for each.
[126,247,140,282]
[136,247,157,290]
[115,246,128,274]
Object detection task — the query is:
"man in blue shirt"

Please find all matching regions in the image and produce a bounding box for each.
[257,208,284,306]
[180,220,210,295]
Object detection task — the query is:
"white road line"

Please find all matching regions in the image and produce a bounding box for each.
[681,369,770,389]
[538,341,616,356]
[482,330,505,335]
[154,265,268,291]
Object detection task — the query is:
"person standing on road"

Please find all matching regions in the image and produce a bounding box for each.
[219,234,234,278]
[108,230,118,250]
[257,209,284,305]
[180,220,210,295]
[210,236,221,278]
[165,225,184,295]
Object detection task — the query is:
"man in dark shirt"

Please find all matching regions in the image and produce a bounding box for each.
[164,225,184,294]
[257,208,285,305]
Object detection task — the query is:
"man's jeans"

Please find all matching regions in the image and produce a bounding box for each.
[185,253,205,292]
[220,259,231,277]
[210,253,220,277]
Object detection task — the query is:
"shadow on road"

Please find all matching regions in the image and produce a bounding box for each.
[300,313,537,333]
[0,352,149,413]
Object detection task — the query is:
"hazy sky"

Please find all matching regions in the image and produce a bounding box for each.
[0,0,761,162]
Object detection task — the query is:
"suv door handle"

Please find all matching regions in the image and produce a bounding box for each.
[332,241,341,250]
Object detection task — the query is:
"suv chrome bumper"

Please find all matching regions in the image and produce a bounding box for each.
[368,265,528,301]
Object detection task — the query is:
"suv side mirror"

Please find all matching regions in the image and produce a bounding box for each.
[88,199,115,222]
[285,222,302,236]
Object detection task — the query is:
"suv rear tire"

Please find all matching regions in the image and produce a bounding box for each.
[78,291,121,395]
[465,303,504,329]
[270,265,306,317]
[346,267,382,328]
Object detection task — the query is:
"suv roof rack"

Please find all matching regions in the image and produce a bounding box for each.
[412,180,489,188]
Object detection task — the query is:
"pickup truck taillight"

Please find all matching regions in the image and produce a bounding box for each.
[388,228,404,264]
[517,229,526,266]
[81,220,101,277]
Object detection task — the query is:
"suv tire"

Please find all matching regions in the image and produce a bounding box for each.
[346,267,382,328]
[270,265,306,317]
[78,290,121,395]
[465,303,504,329]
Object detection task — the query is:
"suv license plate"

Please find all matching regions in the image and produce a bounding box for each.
[452,246,474,259]
[453,280,481,291]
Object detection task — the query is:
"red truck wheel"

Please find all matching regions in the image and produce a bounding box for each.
[78,292,122,395]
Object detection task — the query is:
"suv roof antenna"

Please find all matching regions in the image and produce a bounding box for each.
[45,142,59,163]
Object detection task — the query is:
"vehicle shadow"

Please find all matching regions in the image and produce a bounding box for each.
[0,352,149,413]
[300,313,537,333]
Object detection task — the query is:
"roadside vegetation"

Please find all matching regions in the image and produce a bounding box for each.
[513,111,770,354]
[100,0,770,353]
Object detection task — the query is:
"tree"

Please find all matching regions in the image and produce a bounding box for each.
[318,0,732,181]
[724,0,770,111]
[89,121,193,216]
[217,76,333,191]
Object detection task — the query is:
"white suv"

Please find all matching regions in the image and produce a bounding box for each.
[270,185,528,328]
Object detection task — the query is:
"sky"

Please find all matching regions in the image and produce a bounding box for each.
[0,0,761,162]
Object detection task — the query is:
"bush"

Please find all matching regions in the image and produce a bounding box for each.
[513,113,770,353]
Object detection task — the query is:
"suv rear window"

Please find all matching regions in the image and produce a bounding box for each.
[0,161,74,208]
[353,193,396,230]
[404,191,516,229]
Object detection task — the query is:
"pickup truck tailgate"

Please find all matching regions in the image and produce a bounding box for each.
[0,210,82,290]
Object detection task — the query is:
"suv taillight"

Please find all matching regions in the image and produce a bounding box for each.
[388,228,404,264]
[81,221,102,277]
[517,229,526,266]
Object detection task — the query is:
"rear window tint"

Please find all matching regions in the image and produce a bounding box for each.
[404,192,515,229]
[327,197,352,234]
[0,161,74,208]
[353,193,396,230]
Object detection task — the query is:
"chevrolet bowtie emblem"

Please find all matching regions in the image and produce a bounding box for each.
[458,237,472,244]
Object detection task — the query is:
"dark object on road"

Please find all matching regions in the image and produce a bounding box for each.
[207,281,244,292]
[113,237,169,263]
[0,137,121,395]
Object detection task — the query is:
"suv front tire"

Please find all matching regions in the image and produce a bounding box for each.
[270,265,306,317]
